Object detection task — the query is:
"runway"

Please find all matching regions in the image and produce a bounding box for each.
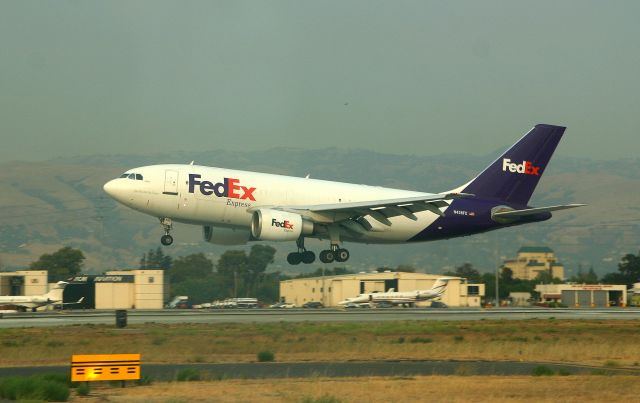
[3,360,639,381]
[1,307,639,328]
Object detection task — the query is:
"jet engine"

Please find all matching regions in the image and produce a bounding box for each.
[203,225,251,245]
[250,209,313,241]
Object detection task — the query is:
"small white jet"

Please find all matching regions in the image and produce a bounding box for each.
[103,124,584,264]
[0,281,82,312]
[338,277,459,307]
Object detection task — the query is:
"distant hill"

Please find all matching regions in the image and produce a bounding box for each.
[1,149,638,277]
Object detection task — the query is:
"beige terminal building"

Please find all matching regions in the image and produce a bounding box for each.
[0,269,166,310]
[0,270,49,296]
[280,271,485,307]
[501,246,565,280]
[535,283,627,307]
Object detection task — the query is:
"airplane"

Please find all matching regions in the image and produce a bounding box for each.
[0,281,83,312]
[103,124,584,265]
[338,277,460,307]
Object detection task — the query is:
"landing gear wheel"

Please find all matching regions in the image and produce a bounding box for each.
[286,237,316,265]
[301,251,316,264]
[335,249,350,262]
[159,217,174,246]
[160,234,174,246]
[287,252,302,265]
[319,250,335,264]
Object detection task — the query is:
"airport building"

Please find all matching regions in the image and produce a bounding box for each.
[280,271,485,307]
[501,246,565,281]
[0,270,48,296]
[535,283,627,307]
[0,269,166,309]
[67,270,166,309]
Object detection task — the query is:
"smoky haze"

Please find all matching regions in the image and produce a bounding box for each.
[0,1,639,161]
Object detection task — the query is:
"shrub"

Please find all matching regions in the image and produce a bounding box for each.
[175,368,201,382]
[0,376,70,401]
[39,380,70,401]
[301,394,344,403]
[39,373,71,386]
[409,337,433,344]
[453,335,464,342]
[151,335,167,345]
[532,365,555,376]
[77,382,90,396]
[257,350,275,362]
[1,340,19,347]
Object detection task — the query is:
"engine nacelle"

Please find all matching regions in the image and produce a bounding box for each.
[203,225,251,245]
[251,209,313,241]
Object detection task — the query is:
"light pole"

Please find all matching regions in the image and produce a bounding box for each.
[321,265,325,306]
[495,266,500,307]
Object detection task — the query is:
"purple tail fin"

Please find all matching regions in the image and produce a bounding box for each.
[462,124,565,205]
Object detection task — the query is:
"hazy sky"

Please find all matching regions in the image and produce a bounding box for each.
[1,1,638,161]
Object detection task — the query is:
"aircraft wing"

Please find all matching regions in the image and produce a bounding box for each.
[492,204,586,218]
[274,192,474,225]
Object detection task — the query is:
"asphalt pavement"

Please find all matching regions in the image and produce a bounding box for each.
[1,307,639,328]
[2,360,639,381]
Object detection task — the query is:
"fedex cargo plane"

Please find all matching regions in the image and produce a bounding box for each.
[104,124,584,265]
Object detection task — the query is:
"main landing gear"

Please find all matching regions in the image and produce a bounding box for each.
[159,217,173,246]
[319,244,350,264]
[287,238,350,265]
[287,237,315,265]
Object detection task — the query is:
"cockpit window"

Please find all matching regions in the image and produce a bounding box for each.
[120,172,143,180]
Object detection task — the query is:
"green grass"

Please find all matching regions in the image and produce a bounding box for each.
[2,320,640,367]
[175,368,201,382]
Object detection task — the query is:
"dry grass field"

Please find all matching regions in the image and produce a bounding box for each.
[2,319,640,368]
[70,376,640,403]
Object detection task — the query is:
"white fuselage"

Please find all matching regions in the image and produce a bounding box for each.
[104,164,445,244]
[0,295,57,309]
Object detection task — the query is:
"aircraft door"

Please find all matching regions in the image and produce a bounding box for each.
[163,170,179,195]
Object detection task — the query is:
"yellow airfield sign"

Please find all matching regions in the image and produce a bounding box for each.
[71,354,141,382]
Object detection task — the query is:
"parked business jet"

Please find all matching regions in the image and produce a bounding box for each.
[0,281,82,312]
[104,124,584,265]
[338,277,460,306]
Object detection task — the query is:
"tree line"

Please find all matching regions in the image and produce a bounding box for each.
[445,253,640,300]
[139,245,287,303]
[22,245,640,304]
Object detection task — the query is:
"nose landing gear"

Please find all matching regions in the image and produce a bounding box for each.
[287,237,316,265]
[159,218,173,246]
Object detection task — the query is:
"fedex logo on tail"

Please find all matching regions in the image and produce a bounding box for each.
[502,158,540,176]
[272,219,294,231]
[189,174,257,201]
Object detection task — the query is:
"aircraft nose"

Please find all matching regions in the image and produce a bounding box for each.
[103,179,127,202]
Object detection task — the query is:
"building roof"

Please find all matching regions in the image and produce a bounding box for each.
[518,246,554,254]
[281,271,444,282]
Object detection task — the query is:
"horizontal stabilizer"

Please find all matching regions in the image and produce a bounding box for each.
[492,204,586,218]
